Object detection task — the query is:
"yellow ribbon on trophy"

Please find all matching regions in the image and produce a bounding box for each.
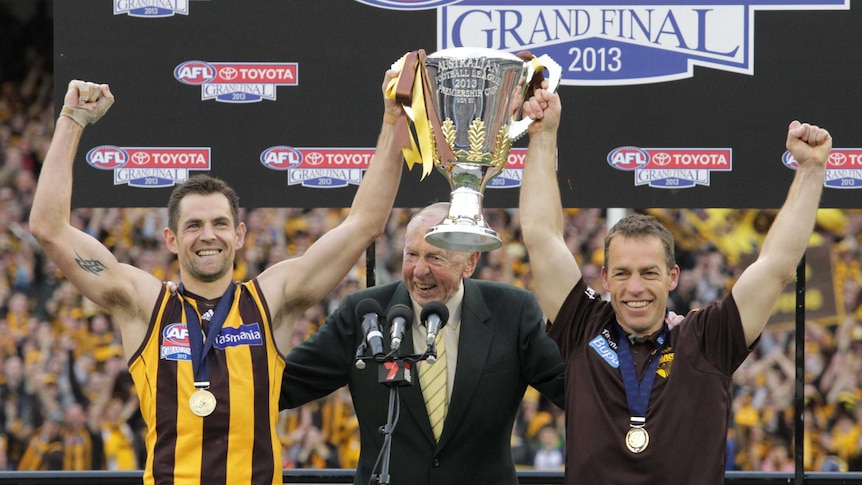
[384,50,437,181]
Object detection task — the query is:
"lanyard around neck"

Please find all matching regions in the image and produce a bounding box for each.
[615,324,669,419]
[178,282,236,388]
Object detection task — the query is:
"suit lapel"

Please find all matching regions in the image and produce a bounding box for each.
[385,280,494,448]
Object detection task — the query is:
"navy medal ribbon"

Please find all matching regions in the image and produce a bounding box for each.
[615,322,669,453]
[178,282,236,389]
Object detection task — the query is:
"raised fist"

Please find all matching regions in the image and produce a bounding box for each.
[60,79,115,127]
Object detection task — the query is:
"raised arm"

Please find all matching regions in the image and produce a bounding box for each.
[518,87,577,322]
[732,120,830,346]
[259,70,405,346]
[29,81,161,358]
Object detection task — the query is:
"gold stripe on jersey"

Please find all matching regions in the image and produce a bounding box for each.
[129,280,285,485]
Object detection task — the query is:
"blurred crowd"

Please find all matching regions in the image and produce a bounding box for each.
[2,0,862,474]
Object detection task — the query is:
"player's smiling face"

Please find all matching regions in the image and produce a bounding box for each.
[168,193,244,283]
[602,235,678,337]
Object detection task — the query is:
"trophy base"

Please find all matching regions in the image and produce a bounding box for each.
[425,224,502,252]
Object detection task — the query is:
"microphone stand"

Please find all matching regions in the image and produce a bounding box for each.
[355,344,437,485]
[378,378,398,485]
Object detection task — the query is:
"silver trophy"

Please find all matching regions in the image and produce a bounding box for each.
[400,47,561,251]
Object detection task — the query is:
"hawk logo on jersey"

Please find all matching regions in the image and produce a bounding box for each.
[657,349,675,378]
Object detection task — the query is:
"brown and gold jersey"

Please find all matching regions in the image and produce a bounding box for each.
[550,278,749,485]
[129,280,285,485]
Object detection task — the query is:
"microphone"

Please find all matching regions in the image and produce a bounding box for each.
[386,304,414,352]
[420,301,449,364]
[357,298,385,360]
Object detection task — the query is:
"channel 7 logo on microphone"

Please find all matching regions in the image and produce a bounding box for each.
[379,361,413,385]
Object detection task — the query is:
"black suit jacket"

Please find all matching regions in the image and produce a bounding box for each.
[281,279,565,485]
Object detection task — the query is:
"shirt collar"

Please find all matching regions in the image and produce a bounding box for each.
[624,324,667,348]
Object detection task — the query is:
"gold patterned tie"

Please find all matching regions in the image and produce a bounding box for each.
[420,331,447,441]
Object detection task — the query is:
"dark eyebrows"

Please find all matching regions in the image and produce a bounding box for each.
[182,215,231,228]
[608,264,661,274]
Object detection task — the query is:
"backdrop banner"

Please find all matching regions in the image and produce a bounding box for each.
[55,0,861,209]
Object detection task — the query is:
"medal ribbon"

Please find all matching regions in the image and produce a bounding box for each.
[178,282,236,389]
[615,324,669,424]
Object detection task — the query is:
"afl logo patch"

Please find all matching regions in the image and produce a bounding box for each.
[161,323,193,361]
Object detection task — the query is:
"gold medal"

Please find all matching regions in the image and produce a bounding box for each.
[625,426,649,453]
[189,389,217,417]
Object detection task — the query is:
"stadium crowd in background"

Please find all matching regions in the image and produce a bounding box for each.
[1,0,862,474]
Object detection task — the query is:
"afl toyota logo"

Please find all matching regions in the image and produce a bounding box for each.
[609,146,732,189]
[651,152,672,166]
[175,60,299,103]
[131,151,150,165]
[830,152,847,167]
[785,148,862,190]
[260,146,302,170]
[174,61,216,85]
[86,146,129,170]
[305,152,325,166]
[607,147,649,171]
[219,67,238,81]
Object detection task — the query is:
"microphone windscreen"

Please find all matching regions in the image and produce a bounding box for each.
[387,304,414,326]
[356,298,383,321]
[420,301,449,325]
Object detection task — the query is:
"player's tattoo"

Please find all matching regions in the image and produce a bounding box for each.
[75,252,107,275]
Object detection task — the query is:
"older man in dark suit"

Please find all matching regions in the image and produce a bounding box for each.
[280,202,565,485]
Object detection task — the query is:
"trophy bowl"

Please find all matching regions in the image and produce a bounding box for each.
[417,47,560,252]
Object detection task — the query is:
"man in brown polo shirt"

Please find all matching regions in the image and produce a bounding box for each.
[517,83,831,484]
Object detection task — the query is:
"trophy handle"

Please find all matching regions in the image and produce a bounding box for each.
[509,54,563,141]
